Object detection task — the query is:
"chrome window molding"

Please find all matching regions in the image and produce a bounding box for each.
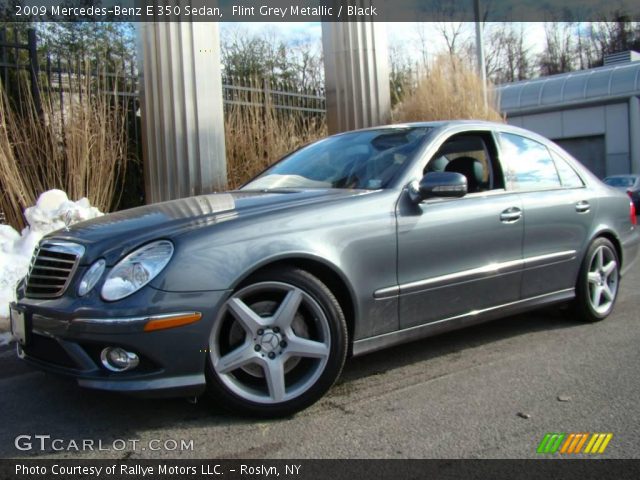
[374,250,577,299]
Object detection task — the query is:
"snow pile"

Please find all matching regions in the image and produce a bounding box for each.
[0,190,103,331]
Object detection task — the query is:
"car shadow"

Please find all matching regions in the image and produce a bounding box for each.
[0,306,583,458]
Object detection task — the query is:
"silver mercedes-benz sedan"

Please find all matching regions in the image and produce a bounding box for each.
[11,121,639,417]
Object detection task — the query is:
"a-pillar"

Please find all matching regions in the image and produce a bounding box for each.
[322,18,391,134]
[137,22,226,204]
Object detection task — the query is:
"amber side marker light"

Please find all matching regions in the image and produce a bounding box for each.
[144,312,202,332]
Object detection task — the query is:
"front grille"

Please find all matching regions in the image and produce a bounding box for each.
[25,241,85,298]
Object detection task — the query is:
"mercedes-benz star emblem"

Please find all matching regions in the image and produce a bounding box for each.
[260,332,280,353]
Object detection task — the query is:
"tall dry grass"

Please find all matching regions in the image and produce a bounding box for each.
[393,55,504,123]
[0,64,129,230]
[224,79,326,189]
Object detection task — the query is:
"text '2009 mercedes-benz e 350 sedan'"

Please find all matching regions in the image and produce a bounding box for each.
[11,121,640,417]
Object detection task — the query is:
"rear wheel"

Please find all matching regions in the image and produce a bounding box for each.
[206,267,347,417]
[572,237,619,323]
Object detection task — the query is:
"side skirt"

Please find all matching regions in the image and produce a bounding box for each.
[352,288,575,357]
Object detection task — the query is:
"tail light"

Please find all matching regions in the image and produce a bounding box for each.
[631,200,637,226]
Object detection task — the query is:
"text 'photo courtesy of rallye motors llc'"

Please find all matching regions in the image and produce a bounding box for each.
[15,463,297,476]
[10,120,640,417]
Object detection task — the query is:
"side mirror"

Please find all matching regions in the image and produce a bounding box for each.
[408,172,468,203]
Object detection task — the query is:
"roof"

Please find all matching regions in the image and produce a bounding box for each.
[496,61,640,115]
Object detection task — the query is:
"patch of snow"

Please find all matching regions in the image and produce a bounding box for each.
[0,331,12,346]
[0,190,103,327]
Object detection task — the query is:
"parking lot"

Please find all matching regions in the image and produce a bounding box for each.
[1,259,639,459]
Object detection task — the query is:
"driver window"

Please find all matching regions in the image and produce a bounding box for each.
[424,132,505,194]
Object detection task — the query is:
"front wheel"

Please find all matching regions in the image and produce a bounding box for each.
[572,237,620,323]
[206,267,348,417]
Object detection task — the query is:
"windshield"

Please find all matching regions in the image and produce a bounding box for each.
[604,177,636,188]
[242,127,432,190]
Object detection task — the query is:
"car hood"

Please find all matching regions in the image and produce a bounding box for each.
[46,189,365,264]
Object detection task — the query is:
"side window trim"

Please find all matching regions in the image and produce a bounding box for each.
[548,147,587,189]
[491,130,511,191]
[495,130,519,192]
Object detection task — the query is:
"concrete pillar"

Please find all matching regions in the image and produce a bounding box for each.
[138,22,226,204]
[630,96,640,174]
[322,19,391,134]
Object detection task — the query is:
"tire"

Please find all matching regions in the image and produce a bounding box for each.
[572,237,620,323]
[205,267,348,417]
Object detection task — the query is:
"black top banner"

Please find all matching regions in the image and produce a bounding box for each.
[2,0,640,22]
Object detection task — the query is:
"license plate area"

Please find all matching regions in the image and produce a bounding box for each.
[10,305,29,346]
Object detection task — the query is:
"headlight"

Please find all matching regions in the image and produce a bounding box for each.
[78,259,106,296]
[101,240,174,301]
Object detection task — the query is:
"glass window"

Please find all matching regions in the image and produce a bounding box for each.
[604,176,635,188]
[424,133,504,192]
[499,133,561,191]
[551,151,584,188]
[243,127,432,191]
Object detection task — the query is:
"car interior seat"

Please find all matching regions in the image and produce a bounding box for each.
[444,156,485,193]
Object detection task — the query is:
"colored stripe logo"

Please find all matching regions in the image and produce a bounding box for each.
[537,433,612,454]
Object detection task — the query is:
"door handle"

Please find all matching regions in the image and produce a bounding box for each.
[575,200,591,213]
[500,207,522,223]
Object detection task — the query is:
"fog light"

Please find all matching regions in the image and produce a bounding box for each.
[100,347,139,372]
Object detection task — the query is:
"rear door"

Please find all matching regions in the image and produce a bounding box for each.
[396,130,524,329]
[497,132,595,298]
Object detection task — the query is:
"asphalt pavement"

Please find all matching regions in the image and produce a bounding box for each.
[1,259,639,459]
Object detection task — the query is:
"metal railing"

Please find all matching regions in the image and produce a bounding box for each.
[0,26,42,114]
[223,76,325,114]
[1,28,327,117]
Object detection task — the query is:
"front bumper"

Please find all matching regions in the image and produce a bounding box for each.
[12,287,231,397]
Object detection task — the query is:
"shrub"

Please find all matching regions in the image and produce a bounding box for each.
[224,79,326,189]
[0,64,130,230]
[392,55,504,123]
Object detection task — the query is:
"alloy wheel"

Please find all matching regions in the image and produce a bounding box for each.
[586,245,618,315]
[210,281,331,404]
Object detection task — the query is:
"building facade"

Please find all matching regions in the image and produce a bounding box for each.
[497,53,640,179]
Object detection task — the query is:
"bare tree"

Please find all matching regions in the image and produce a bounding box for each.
[484,23,532,84]
[388,40,414,107]
[538,22,577,76]
[437,22,470,58]
[414,23,431,68]
[589,18,640,65]
[574,23,598,70]
[220,25,324,89]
